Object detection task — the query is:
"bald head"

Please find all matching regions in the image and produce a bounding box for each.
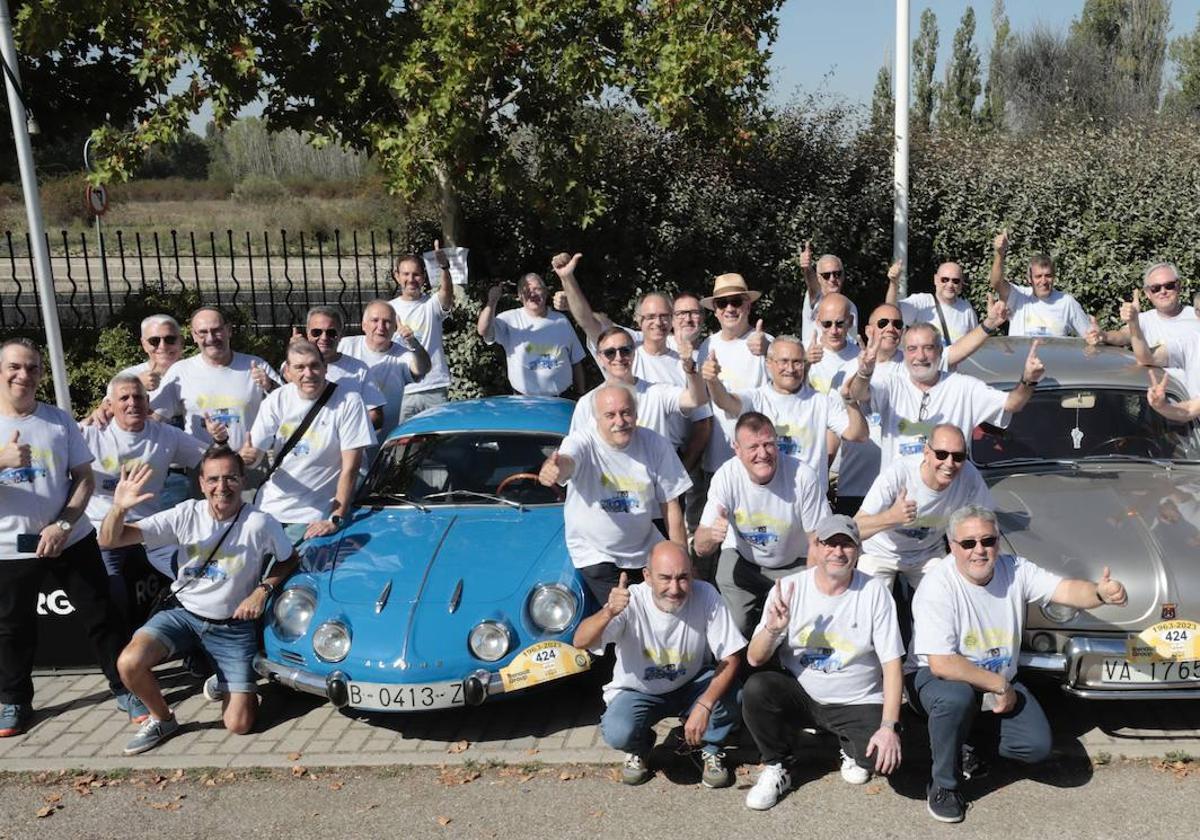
[594,384,637,448]
[646,541,692,614]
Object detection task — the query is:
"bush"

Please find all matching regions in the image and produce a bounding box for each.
[233,175,289,204]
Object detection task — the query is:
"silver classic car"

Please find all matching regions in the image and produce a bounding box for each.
[961,337,1200,699]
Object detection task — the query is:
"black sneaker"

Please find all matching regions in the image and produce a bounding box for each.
[927,783,966,823]
[961,743,989,780]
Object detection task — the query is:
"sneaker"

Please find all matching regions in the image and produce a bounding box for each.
[621,753,652,785]
[0,703,33,738]
[183,652,213,679]
[123,715,181,756]
[745,762,791,810]
[927,783,966,823]
[202,675,225,703]
[115,691,150,724]
[839,749,871,784]
[700,750,732,789]
[961,743,989,780]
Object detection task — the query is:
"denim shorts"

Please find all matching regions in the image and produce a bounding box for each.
[137,606,258,694]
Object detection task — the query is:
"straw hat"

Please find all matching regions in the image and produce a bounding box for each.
[700,273,762,310]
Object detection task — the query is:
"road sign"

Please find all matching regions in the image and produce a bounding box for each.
[85,183,109,216]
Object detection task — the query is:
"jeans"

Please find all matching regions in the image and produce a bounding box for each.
[137,606,259,694]
[600,668,740,756]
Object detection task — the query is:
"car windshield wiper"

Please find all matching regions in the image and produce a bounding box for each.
[1079,454,1175,466]
[421,489,524,511]
[978,457,1080,470]
[358,491,429,512]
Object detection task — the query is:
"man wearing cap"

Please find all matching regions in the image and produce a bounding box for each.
[694,412,830,638]
[886,260,979,345]
[798,244,860,348]
[741,513,904,810]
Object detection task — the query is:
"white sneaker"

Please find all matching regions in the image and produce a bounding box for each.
[202,674,225,703]
[840,750,870,784]
[745,762,791,810]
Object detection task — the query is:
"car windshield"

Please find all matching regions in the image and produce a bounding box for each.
[358,431,564,506]
[972,388,1200,465]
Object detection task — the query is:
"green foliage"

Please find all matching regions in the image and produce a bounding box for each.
[232,174,288,204]
[979,0,1011,131]
[938,7,982,131]
[135,132,211,180]
[1167,13,1200,116]
[911,8,940,132]
[869,64,894,136]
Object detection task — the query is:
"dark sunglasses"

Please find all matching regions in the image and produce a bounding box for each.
[953,535,999,550]
[600,345,634,360]
[309,328,340,338]
[714,295,746,309]
[875,318,904,329]
[1148,281,1179,294]
[819,270,843,280]
[937,276,964,285]
[146,335,180,347]
[820,319,847,329]
[930,448,967,463]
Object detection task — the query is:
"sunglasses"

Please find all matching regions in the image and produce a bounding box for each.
[309,328,339,338]
[714,296,746,309]
[929,448,967,463]
[937,276,964,285]
[875,318,904,329]
[1148,281,1179,294]
[819,270,843,280]
[146,335,180,347]
[820,319,847,329]
[953,535,999,550]
[600,345,635,360]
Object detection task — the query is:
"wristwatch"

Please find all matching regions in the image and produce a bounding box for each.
[881,718,902,733]
[981,322,1001,336]
[331,514,345,531]
[55,519,72,534]
[1019,378,1039,388]
[256,581,275,596]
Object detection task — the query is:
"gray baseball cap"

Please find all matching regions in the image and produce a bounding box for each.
[815,514,861,546]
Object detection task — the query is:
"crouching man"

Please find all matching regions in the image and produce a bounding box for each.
[573,541,744,789]
[741,515,904,810]
[908,504,1127,823]
[100,446,298,755]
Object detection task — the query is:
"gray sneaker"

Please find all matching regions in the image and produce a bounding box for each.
[202,675,225,703]
[621,753,652,785]
[123,716,180,756]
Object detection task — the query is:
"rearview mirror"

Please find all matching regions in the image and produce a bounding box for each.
[1061,393,1096,410]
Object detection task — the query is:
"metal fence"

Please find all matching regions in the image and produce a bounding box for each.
[0,228,413,333]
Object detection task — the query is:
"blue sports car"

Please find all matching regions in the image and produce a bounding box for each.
[254,397,595,712]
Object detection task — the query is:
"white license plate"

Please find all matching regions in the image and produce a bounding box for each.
[1101,658,1200,684]
[346,678,465,711]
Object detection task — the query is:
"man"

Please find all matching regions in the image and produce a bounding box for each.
[705,334,867,492]
[155,307,281,451]
[538,385,691,604]
[887,259,979,344]
[1127,284,1200,401]
[101,448,297,755]
[573,541,744,789]
[1089,264,1197,353]
[388,244,455,422]
[478,269,586,397]
[805,293,861,396]
[799,244,860,347]
[338,299,431,433]
[847,322,1043,475]
[694,413,830,638]
[908,504,1128,823]
[243,341,376,543]
[855,424,994,589]
[124,314,185,408]
[989,230,1091,337]
[0,338,143,736]
[742,515,904,810]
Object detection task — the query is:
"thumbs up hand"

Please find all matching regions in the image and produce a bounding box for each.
[539,451,562,487]
[890,486,917,526]
[747,319,769,356]
[1097,566,1128,606]
[701,351,722,383]
[1085,315,1103,346]
[0,430,31,469]
[710,504,730,543]
[606,571,632,616]
[807,328,824,364]
[250,360,271,391]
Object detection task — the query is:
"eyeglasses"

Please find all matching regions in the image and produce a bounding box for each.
[640,313,671,322]
[937,276,964,285]
[714,296,746,309]
[309,328,340,338]
[599,345,635,360]
[674,308,702,319]
[918,391,931,422]
[1148,281,1179,294]
[875,318,904,329]
[952,535,999,550]
[146,335,180,347]
[929,448,967,463]
[819,270,843,280]
[820,319,847,329]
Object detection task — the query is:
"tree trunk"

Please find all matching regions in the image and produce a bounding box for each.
[434,164,465,247]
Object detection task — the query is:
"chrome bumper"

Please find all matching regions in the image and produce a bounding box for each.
[1019,637,1200,700]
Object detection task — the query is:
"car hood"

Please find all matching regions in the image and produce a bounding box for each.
[987,462,1200,628]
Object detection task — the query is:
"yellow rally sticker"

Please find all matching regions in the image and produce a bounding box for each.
[1126,620,1200,662]
[499,641,590,692]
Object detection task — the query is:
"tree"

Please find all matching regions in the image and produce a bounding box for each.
[938,6,982,131]
[1166,12,1200,115]
[869,63,894,136]
[1070,0,1169,116]
[911,8,940,132]
[18,1,785,241]
[979,0,1011,131]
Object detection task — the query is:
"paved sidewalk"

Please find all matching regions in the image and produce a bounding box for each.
[1,668,1199,772]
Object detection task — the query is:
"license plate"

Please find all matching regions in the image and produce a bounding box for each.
[1101,658,1200,684]
[346,678,465,711]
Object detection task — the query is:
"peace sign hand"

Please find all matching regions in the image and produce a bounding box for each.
[765,579,793,635]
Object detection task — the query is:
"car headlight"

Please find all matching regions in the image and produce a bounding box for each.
[1041,602,1079,624]
[272,587,317,643]
[529,584,578,633]
[312,621,352,662]
[469,621,512,662]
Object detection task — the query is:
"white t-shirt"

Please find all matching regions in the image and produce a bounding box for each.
[119,361,175,411]
[734,384,850,492]
[559,428,692,569]
[909,553,1062,681]
[137,500,293,620]
[698,330,770,472]
[571,379,691,449]
[1005,285,1089,337]
[81,420,207,525]
[1165,335,1200,399]
[389,293,451,393]
[699,456,830,568]
[250,383,377,523]
[336,335,418,432]
[601,580,746,703]
[801,290,860,347]
[859,459,994,567]
[758,568,904,705]
[898,293,979,343]
[0,404,95,558]
[489,308,586,396]
[326,354,387,411]
[155,353,283,450]
[869,371,1009,473]
[1141,307,1200,392]
[807,344,859,396]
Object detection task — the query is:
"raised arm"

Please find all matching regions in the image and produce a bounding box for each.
[1126,290,1168,367]
[395,323,432,378]
[946,292,1007,367]
[701,351,743,418]
[433,240,456,312]
[989,229,1012,302]
[1003,340,1045,414]
[884,259,902,306]
[1050,566,1128,610]
[799,240,819,301]
[99,463,154,549]
[1147,368,1200,422]
[476,284,503,341]
[551,252,606,347]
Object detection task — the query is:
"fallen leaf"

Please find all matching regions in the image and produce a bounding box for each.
[291,766,308,778]
[171,769,185,782]
[865,784,883,795]
[43,793,62,804]
[525,748,539,756]
[437,816,452,827]
[607,768,622,783]
[446,740,470,754]
[35,806,56,819]
[558,770,580,781]
[329,781,344,791]
[437,767,480,786]
[149,801,182,811]
[287,752,302,761]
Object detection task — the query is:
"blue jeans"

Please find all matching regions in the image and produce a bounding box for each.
[910,667,1052,790]
[137,606,259,694]
[600,668,740,756]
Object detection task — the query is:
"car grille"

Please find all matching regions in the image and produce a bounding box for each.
[278,650,307,667]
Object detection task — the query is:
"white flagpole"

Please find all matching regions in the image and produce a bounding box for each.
[894,0,910,297]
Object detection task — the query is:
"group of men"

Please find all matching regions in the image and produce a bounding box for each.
[1,230,1190,822]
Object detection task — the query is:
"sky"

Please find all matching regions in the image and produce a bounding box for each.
[767,0,1200,107]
